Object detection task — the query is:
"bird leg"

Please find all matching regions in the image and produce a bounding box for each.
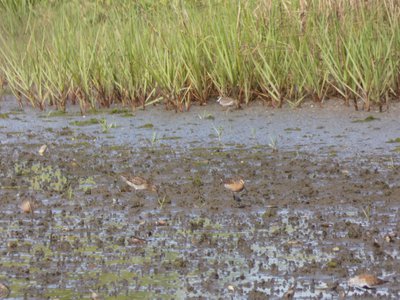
[233,193,241,202]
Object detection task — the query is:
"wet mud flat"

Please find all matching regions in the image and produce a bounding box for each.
[0,99,400,299]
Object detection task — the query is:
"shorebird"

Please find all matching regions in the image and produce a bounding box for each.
[130,236,147,245]
[120,175,157,193]
[217,96,239,111]
[223,178,245,201]
[20,200,34,214]
[90,289,103,300]
[348,274,388,289]
[282,284,296,299]
[0,283,10,298]
[38,144,48,156]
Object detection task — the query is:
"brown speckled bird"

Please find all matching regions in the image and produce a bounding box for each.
[217,96,239,111]
[348,274,388,289]
[282,284,296,299]
[20,200,34,214]
[0,283,10,299]
[120,175,157,193]
[223,178,245,192]
[223,178,245,201]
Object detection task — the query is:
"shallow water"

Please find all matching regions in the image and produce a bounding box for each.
[0,97,400,299]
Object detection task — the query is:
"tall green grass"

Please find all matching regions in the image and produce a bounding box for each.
[0,0,399,112]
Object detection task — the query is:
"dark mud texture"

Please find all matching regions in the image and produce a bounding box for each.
[0,139,400,299]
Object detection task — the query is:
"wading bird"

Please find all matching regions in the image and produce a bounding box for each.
[20,200,34,214]
[348,274,388,289]
[0,283,10,298]
[120,175,157,193]
[223,178,245,201]
[217,96,239,111]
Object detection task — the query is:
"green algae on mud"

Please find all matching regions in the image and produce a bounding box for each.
[70,118,102,126]
[14,161,68,192]
[351,115,380,123]
[138,123,154,129]
[387,137,400,143]
[44,110,67,117]
[110,108,131,115]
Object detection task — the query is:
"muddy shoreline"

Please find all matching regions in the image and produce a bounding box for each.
[0,97,399,299]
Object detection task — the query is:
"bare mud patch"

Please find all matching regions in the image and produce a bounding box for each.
[0,141,399,299]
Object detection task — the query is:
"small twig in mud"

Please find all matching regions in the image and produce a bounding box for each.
[212,124,224,142]
[361,204,372,222]
[250,127,257,140]
[158,195,167,209]
[388,156,397,170]
[151,131,159,147]
[198,111,214,120]
[268,136,278,152]
[66,186,73,200]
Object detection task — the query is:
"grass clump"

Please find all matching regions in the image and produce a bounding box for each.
[284,127,301,132]
[70,118,101,126]
[0,0,399,112]
[110,108,130,115]
[99,118,116,133]
[46,110,67,117]
[139,123,154,129]
[387,138,400,143]
[351,115,380,123]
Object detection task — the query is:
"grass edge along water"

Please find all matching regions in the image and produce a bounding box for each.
[0,0,399,113]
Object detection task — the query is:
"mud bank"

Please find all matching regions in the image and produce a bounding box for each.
[0,97,399,299]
